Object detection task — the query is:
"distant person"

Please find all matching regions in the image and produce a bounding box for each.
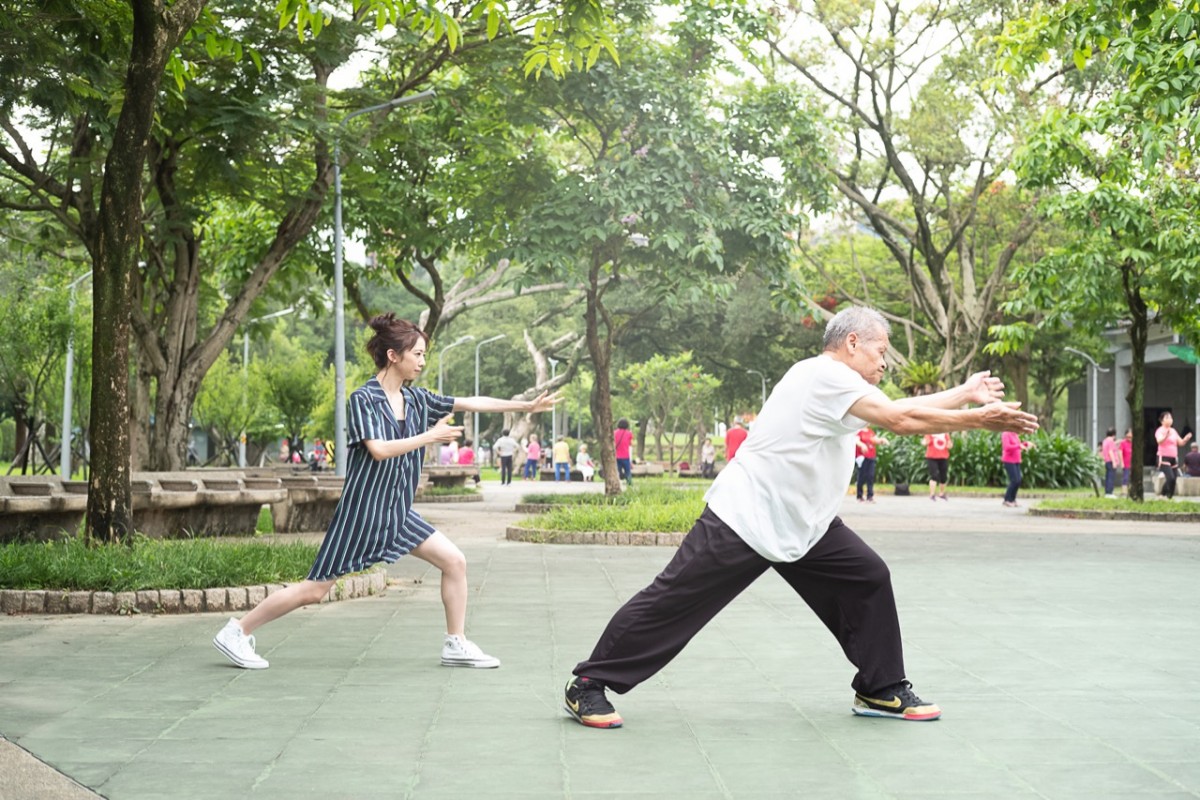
[1183,442,1200,478]
[213,313,560,671]
[1155,411,1192,499]
[700,437,716,479]
[291,448,303,464]
[923,432,952,501]
[614,419,633,486]
[493,429,519,485]
[562,306,1038,730]
[1120,428,1134,495]
[524,434,541,481]
[854,427,888,503]
[1100,427,1122,498]
[458,439,480,486]
[312,438,327,470]
[724,422,748,461]
[553,437,572,481]
[1000,430,1034,507]
[576,443,596,481]
[280,440,290,463]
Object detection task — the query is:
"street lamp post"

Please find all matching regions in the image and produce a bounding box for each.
[747,369,767,408]
[241,308,295,467]
[1065,346,1110,451]
[438,335,476,396]
[60,270,92,478]
[333,89,436,478]
[473,334,506,440]
[548,357,559,440]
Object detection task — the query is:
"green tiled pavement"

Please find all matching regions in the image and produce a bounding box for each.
[2,486,1199,799]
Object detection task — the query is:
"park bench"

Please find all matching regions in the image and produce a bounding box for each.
[423,465,480,489]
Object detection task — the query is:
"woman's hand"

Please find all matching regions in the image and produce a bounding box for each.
[426,416,464,444]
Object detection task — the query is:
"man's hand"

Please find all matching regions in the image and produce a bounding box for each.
[962,371,1005,406]
[427,416,464,444]
[979,402,1039,434]
[528,390,563,413]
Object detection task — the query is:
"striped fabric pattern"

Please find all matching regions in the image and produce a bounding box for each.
[307,378,455,582]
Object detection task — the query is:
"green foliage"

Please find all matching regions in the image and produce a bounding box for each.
[0,537,320,592]
[518,486,707,533]
[897,361,945,396]
[620,353,719,463]
[875,430,1101,488]
[261,329,328,447]
[194,350,271,465]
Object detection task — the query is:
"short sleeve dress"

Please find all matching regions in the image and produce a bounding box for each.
[307,378,455,582]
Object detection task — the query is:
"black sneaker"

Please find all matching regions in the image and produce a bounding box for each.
[564,676,623,729]
[852,680,941,721]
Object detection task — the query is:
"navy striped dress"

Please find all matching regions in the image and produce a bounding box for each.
[307,379,455,582]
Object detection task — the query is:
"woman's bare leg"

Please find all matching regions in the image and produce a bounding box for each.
[411,532,468,636]
[237,579,336,635]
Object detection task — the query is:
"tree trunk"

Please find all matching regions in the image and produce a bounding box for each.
[1122,260,1148,502]
[583,249,621,496]
[86,0,205,542]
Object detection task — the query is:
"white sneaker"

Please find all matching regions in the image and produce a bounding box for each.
[1105,494,1117,499]
[441,634,500,668]
[213,618,269,669]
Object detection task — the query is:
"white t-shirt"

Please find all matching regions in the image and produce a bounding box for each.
[705,354,883,562]
[493,436,519,457]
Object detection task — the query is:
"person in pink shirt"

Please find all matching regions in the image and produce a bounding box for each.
[923,433,952,501]
[457,439,475,465]
[1100,428,1122,498]
[1119,429,1134,495]
[614,419,633,486]
[524,434,541,481]
[1001,431,1034,507]
[1155,411,1193,499]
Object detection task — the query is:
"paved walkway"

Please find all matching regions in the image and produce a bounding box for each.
[2,483,1199,799]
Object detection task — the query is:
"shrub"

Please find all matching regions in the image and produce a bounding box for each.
[875,430,1100,488]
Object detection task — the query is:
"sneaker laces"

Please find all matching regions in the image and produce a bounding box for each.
[577,680,615,714]
[891,680,926,707]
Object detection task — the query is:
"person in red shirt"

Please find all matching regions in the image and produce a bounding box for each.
[1119,429,1134,495]
[855,427,888,502]
[613,419,634,486]
[724,422,748,461]
[923,433,952,501]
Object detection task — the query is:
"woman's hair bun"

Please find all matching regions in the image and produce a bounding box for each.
[368,312,397,332]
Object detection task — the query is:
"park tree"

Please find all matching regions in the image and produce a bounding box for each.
[517,17,829,495]
[0,0,616,542]
[192,350,270,466]
[757,0,1071,381]
[261,330,328,459]
[991,2,1200,499]
[620,353,719,468]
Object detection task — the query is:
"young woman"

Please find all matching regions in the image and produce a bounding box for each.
[1155,411,1193,500]
[214,314,559,670]
[1000,430,1034,507]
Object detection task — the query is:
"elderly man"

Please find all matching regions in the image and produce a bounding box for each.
[564,306,1039,729]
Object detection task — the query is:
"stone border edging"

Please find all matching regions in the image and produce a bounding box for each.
[1029,507,1200,523]
[0,569,387,616]
[414,493,484,503]
[506,525,683,546]
[514,503,557,514]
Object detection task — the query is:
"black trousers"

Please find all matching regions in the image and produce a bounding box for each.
[1004,462,1022,503]
[574,507,905,696]
[499,456,514,485]
[1160,457,1178,498]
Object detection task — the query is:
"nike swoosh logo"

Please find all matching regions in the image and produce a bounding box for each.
[567,698,580,713]
[866,695,903,709]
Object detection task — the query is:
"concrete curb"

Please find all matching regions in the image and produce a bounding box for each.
[1029,507,1200,523]
[414,493,484,503]
[506,525,683,546]
[513,503,558,514]
[0,568,387,616]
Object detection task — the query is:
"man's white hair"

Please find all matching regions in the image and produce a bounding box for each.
[823,307,890,350]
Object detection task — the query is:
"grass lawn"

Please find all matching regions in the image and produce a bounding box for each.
[516,485,706,532]
[0,536,320,592]
[1036,496,1200,514]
